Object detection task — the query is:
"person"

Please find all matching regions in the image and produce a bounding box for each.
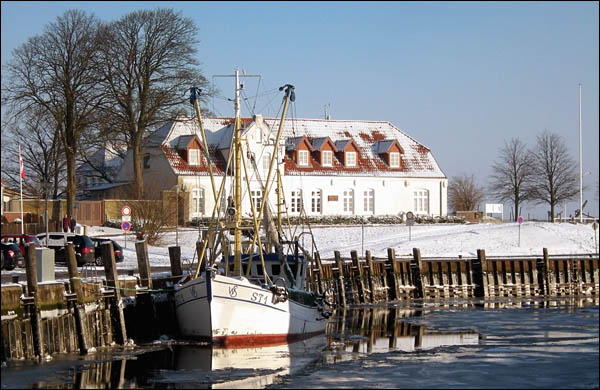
[69,215,76,233]
[62,214,70,233]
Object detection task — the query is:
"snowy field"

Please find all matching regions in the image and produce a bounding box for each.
[82,221,599,270]
[3,222,597,276]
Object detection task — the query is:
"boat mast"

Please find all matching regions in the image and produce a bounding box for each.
[233,69,243,275]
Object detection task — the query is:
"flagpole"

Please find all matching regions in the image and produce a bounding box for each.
[19,144,24,235]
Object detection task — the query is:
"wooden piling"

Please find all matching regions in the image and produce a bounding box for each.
[351,250,367,303]
[101,241,127,345]
[24,243,44,359]
[314,251,326,295]
[365,250,376,303]
[169,246,183,277]
[65,243,88,355]
[542,248,556,296]
[334,251,347,307]
[386,248,398,301]
[411,248,424,298]
[474,249,489,298]
[135,241,153,289]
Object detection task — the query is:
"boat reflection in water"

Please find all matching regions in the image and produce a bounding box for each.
[23,335,327,389]
[21,307,485,388]
[172,335,328,388]
[324,307,479,363]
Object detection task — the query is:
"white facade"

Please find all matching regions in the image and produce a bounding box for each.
[133,115,448,221]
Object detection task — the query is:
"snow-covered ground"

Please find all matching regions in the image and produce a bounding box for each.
[3,222,596,277]
[81,221,599,270]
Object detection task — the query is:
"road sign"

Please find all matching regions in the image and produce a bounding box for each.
[406,211,415,226]
[121,221,131,231]
[517,216,524,224]
[121,215,131,222]
[121,206,131,216]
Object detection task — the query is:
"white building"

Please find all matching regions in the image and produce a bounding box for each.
[115,115,447,221]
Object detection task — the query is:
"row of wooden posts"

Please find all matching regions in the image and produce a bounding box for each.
[308,248,599,306]
[3,238,598,361]
[4,240,185,360]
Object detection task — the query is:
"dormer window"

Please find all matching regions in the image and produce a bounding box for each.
[345,151,356,167]
[298,150,309,166]
[189,149,201,166]
[322,150,332,166]
[390,152,400,168]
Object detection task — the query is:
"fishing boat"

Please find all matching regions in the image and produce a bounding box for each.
[174,69,330,346]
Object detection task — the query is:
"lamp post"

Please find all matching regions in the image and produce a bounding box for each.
[579,83,582,223]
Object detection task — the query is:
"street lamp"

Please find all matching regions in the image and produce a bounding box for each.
[579,84,582,223]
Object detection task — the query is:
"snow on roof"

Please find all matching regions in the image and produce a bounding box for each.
[264,118,445,178]
[144,116,446,178]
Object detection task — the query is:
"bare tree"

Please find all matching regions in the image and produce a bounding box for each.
[448,174,485,213]
[528,131,579,221]
[1,106,67,199]
[97,8,210,199]
[2,10,104,215]
[488,138,534,221]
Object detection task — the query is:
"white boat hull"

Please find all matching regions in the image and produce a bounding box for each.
[175,271,327,346]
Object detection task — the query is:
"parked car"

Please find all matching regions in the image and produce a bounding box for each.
[1,234,42,257]
[36,232,95,266]
[90,238,124,266]
[0,242,25,270]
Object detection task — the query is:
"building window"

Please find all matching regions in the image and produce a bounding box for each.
[390,152,400,168]
[413,190,429,214]
[189,149,201,166]
[291,189,302,213]
[263,153,271,176]
[251,190,262,212]
[322,150,332,167]
[311,189,322,213]
[143,154,151,169]
[298,150,309,166]
[363,189,374,213]
[343,189,354,214]
[345,151,356,167]
[192,188,205,216]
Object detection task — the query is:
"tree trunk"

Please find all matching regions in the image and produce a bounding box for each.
[132,137,144,200]
[65,149,77,217]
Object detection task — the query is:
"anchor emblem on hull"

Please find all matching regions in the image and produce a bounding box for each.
[229,285,238,297]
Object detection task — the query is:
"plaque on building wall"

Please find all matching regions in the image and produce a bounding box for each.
[327,195,338,201]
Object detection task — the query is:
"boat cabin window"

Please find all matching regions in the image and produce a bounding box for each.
[272,264,281,275]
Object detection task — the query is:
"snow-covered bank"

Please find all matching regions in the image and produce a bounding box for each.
[83,222,599,270]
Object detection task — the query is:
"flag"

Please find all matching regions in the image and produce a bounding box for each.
[19,144,25,179]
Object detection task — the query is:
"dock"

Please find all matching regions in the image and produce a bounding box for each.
[1,241,598,361]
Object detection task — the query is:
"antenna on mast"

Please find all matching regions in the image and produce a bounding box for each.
[324,103,330,120]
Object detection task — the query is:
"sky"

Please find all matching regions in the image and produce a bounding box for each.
[1,1,599,219]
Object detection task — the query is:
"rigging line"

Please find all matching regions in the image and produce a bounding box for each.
[252,77,261,113]
[241,89,255,117]
[261,91,285,120]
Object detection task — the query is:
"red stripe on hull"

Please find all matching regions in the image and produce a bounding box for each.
[210,330,325,349]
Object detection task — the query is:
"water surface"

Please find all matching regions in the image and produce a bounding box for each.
[1,297,597,389]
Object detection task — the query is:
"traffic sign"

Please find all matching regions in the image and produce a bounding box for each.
[406,211,415,226]
[121,215,131,222]
[121,206,131,216]
[121,221,131,231]
[517,216,524,224]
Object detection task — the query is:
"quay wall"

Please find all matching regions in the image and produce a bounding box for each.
[1,240,598,362]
